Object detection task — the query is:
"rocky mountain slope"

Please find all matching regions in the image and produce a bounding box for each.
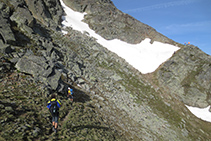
[0,0,210,140]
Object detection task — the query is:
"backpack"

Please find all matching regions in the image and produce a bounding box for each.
[49,100,58,115]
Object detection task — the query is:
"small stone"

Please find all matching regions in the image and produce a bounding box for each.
[5,106,13,112]
[0,104,5,109]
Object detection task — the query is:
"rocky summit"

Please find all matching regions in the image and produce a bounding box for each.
[0,0,210,140]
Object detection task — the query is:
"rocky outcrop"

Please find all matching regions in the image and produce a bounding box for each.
[0,2,16,44]
[157,45,211,108]
[15,54,63,90]
[24,0,63,28]
[10,7,35,34]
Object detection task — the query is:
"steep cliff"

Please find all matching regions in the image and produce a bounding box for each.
[0,0,210,140]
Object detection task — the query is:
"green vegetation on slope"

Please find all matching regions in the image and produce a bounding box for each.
[0,69,126,140]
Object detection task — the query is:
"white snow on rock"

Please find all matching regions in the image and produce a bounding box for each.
[186,105,211,122]
[60,0,180,74]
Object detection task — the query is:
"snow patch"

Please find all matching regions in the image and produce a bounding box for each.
[59,0,179,74]
[186,105,211,122]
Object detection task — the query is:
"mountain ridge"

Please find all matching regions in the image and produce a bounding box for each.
[62,0,181,46]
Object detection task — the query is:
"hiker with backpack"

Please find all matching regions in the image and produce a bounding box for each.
[67,87,73,102]
[47,94,62,133]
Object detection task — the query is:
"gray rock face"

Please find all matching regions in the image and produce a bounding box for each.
[157,45,211,107]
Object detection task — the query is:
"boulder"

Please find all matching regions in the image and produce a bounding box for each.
[10,7,34,34]
[0,3,16,44]
[46,69,62,90]
[15,55,51,77]
[15,54,63,90]
[25,0,51,27]
[7,0,25,8]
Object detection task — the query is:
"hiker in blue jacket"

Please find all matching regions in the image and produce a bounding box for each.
[47,94,62,133]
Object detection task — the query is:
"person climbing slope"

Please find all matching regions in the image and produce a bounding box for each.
[67,87,74,102]
[47,94,62,133]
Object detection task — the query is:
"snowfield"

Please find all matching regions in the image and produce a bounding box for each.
[59,0,211,123]
[185,105,211,122]
[60,0,179,74]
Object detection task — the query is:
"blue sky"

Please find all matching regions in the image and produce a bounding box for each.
[112,0,211,55]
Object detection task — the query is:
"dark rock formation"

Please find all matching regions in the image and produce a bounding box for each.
[0,3,16,44]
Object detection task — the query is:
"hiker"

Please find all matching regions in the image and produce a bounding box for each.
[47,94,62,133]
[67,87,73,102]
